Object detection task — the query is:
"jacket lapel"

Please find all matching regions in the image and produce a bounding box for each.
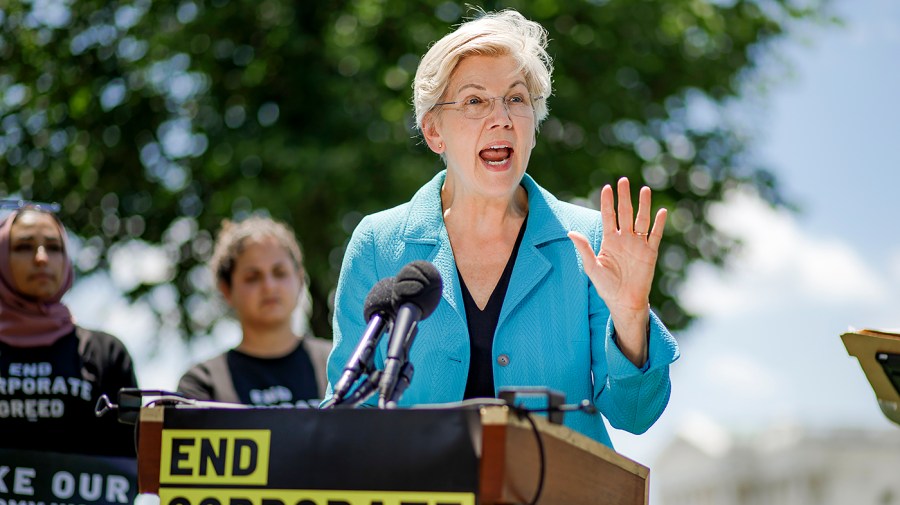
[497,174,568,329]
[399,171,568,335]
[401,171,464,317]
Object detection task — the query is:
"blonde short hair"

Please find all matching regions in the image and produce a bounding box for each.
[413,9,553,132]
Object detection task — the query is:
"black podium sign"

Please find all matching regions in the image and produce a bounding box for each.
[151,407,480,505]
[0,449,137,505]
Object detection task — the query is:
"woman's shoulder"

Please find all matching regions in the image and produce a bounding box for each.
[300,335,333,354]
[344,204,413,267]
[526,177,603,235]
[177,351,232,400]
[74,326,132,355]
[352,171,445,237]
[550,198,602,227]
[356,201,415,234]
[179,351,230,382]
[73,326,137,383]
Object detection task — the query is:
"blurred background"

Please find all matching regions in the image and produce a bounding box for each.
[2,0,899,503]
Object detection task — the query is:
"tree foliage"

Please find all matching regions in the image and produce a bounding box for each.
[0,0,825,342]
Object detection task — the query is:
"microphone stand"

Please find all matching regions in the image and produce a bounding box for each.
[333,370,383,408]
[383,362,414,409]
[378,325,418,408]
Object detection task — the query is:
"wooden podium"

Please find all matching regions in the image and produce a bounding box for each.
[479,406,648,504]
[137,404,648,505]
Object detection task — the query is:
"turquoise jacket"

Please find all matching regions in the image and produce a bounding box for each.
[325,171,680,448]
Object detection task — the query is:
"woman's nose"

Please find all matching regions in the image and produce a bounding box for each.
[34,245,49,263]
[488,98,513,128]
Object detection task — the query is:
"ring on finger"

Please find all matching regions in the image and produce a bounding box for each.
[635,231,649,237]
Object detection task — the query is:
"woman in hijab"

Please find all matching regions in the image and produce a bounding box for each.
[0,205,138,457]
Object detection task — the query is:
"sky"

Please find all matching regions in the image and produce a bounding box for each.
[607,0,900,478]
[59,0,899,498]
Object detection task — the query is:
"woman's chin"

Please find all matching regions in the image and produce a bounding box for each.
[246,310,293,328]
[19,287,58,301]
[244,315,291,330]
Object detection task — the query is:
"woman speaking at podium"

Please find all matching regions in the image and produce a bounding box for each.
[0,203,138,457]
[326,9,680,448]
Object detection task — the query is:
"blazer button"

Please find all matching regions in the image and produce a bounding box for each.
[497,354,510,367]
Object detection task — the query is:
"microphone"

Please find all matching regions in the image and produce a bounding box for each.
[330,277,396,406]
[378,261,442,408]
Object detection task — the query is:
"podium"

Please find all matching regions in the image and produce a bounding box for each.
[136,405,648,505]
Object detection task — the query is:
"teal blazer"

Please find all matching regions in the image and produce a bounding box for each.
[325,171,680,448]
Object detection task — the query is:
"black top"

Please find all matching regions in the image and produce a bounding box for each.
[461,216,527,400]
[178,341,319,406]
[0,327,139,457]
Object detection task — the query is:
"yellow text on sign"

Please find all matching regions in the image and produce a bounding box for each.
[160,429,271,485]
[159,488,476,505]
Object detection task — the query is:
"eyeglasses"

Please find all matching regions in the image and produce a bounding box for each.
[0,199,61,213]
[433,94,543,120]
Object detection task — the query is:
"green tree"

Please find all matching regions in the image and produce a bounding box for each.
[0,0,828,342]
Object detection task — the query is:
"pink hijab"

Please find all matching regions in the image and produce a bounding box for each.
[0,210,75,347]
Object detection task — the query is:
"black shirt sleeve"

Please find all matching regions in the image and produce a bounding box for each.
[77,327,140,457]
[178,362,217,401]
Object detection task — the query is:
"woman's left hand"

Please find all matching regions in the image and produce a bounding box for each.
[568,177,667,367]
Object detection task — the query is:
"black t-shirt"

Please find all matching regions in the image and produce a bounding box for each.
[461,216,527,400]
[0,328,139,457]
[178,342,319,407]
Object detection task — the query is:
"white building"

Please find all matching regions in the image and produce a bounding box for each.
[655,419,900,505]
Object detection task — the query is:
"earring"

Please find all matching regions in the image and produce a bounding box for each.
[438,143,443,149]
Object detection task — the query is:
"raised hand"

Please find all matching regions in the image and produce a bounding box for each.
[568,177,667,366]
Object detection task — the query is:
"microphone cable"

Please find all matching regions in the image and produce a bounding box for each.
[516,408,545,505]
[409,398,551,505]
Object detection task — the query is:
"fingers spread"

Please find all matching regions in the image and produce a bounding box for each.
[567,231,597,269]
[634,186,652,234]
[648,208,668,249]
[616,177,634,234]
[599,184,616,240]
[567,230,593,255]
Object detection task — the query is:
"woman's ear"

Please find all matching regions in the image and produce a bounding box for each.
[421,113,445,154]
[218,279,233,307]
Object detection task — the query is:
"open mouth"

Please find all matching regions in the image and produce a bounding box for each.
[479,145,513,166]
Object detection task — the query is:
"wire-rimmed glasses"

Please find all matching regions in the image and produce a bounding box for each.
[433,94,543,119]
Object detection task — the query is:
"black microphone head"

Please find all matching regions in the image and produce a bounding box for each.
[392,260,443,319]
[363,277,396,321]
